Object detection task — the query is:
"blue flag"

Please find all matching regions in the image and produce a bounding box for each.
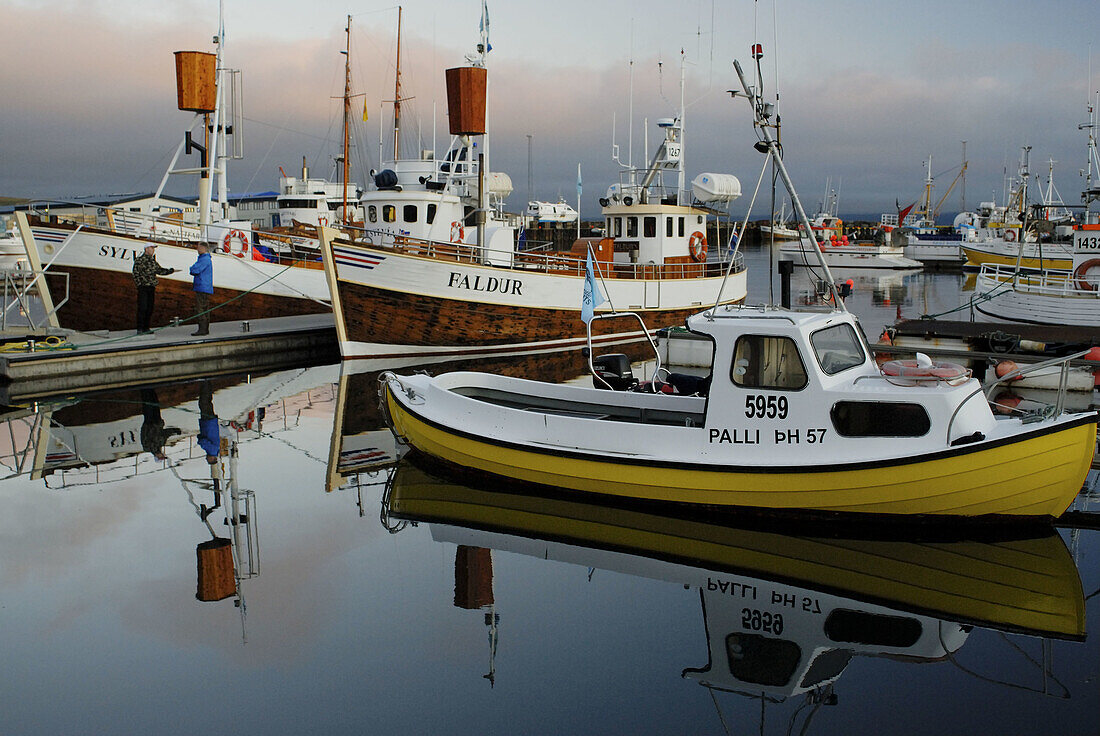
[581,248,605,324]
[576,163,582,200]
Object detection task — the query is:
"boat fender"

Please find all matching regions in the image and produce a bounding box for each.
[221,229,249,257]
[994,360,1021,381]
[1005,229,1017,242]
[688,231,707,262]
[1086,346,1100,386]
[1073,259,1100,291]
[450,221,466,243]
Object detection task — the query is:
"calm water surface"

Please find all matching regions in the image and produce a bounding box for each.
[2,246,1098,735]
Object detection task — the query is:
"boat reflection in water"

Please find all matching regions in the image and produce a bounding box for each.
[384,456,1085,722]
[0,366,341,623]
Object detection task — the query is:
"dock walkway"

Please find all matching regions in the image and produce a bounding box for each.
[0,313,338,402]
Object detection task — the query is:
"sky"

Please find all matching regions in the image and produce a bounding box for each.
[2,0,1098,219]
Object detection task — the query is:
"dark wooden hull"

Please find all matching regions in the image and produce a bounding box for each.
[337,279,726,349]
[50,264,329,333]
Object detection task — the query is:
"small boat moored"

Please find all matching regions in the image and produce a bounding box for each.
[380,56,1098,522]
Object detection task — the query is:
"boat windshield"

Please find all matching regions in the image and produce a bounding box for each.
[810,323,867,375]
[725,633,801,687]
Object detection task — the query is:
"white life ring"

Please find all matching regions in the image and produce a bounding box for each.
[450,221,465,243]
[1005,229,1017,242]
[222,228,249,257]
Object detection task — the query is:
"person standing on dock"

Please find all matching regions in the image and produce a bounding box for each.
[132,244,175,334]
[189,242,213,336]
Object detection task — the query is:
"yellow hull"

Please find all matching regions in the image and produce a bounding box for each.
[386,388,1096,518]
[389,461,1086,639]
[962,245,1071,270]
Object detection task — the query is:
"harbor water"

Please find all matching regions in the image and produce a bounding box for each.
[2,243,1098,735]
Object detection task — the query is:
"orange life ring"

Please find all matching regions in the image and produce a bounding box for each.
[1073,258,1100,291]
[881,358,970,384]
[221,228,249,257]
[450,221,465,243]
[1004,229,1017,242]
[688,231,707,262]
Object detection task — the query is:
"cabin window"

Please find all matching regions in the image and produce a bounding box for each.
[810,324,867,375]
[368,205,377,223]
[427,204,437,224]
[614,217,623,237]
[678,217,685,237]
[697,215,704,225]
[731,335,808,390]
[824,609,923,647]
[725,633,800,687]
[830,401,931,437]
[665,216,674,237]
[403,204,418,223]
[643,216,657,238]
[626,217,638,238]
[382,205,396,223]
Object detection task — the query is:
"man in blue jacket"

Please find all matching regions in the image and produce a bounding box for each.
[189,242,213,336]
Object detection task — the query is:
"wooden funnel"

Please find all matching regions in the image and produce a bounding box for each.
[174,51,217,113]
[445,66,487,136]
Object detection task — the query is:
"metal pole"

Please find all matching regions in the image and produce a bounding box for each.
[733,60,844,310]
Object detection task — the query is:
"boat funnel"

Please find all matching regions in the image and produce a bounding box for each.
[173,51,217,113]
[445,66,487,136]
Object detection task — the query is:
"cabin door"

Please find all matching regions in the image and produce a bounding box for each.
[644,280,660,308]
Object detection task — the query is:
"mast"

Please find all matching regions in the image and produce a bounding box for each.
[341,15,352,223]
[393,6,402,162]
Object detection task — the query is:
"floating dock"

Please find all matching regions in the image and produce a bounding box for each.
[0,313,337,402]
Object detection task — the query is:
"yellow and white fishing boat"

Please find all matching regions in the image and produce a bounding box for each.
[380,56,1098,522]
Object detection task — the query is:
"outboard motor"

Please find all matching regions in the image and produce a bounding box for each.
[592,353,636,391]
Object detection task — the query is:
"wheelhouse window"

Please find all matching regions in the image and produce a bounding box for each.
[824,609,923,647]
[403,204,418,223]
[382,205,396,223]
[810,323,867,375]
[613,217,623,238]
[368,205,377,223]
[666,216,674,237]
[643,216,657,238]
[626,216,638,238]
[731,335,808,390]
[426,204,437,224]
[830,402,931,437]
[678,217,685,237]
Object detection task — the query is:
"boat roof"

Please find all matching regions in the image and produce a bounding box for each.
[687,304,855,335]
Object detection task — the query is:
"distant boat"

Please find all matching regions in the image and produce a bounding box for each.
[525,199,578,224]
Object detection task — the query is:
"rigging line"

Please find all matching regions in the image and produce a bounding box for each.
[706,685,732,736]
[939,624,1070,698]
[713,153,769,311]
[241,117,337,142]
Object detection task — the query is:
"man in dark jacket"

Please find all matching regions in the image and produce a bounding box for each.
[132,244,175,334]
[189,242,213,336]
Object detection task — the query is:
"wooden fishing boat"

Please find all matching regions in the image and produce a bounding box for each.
[320,36,747,359]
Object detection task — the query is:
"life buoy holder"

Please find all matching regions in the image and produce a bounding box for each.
[1005,229,1017,242]
[318,216,328,227]
[1073,258,1100,291]
[688,231,707,262]
[450,221,465,243]
[881,358,971,385]
[221,229,249,257]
